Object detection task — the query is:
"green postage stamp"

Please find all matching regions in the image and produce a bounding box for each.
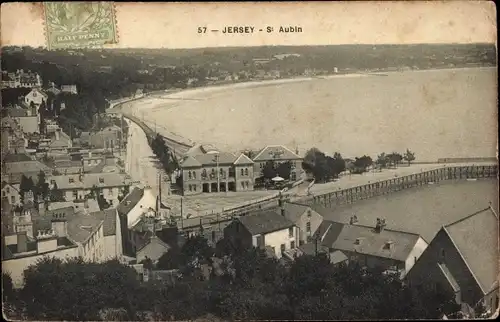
[43,2,118,50]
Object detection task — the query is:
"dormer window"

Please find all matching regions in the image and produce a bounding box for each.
[69,178,74,183]
[355,237,364,245]
[385,240,395,250]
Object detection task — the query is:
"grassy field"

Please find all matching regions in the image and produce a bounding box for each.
[137,67,497,162]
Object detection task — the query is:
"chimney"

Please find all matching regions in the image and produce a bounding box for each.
[51,220,67,237]
[55,129,60,141]
[17,231,28,253]
[385,240,395,251]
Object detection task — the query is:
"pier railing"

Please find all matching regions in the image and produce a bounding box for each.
[298,164,498,208]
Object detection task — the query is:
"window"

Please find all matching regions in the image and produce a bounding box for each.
[73,190,78,198]
[11,196,15,204]
[188,171,192,179]
[307,210,312,218]
[193,171,196,179]
[193,185,197,192]
[244,168,248,176]
[108,188,113,196]
[241,168,244,176]
[246,181,249,188]
[220,168,223,175]
[241,182,245,189]
[289,227,294,237]
[306,222,311,232]
[291,241,296,249]
[6,187,10,193]
[280,244,286,253]
[99,177,104,184]
[189,185,192,192]
[260,163,263,169]
[69,178,75,183]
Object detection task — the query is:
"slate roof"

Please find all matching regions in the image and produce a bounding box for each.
[180,156,202,168]
[443,206,499,295]
[91,209,117,236]
[280,202,310,223]
[253,145,301,162]
[238,210,295,235]
[3,154,32,163]
[4,160,51,174]
[50,172,130,190]
[136,235,171,254]
[233,153,254,165]
[321,222,423,262]
[194,152,237,166]
[117,187,144,217]
[66,213,103,244]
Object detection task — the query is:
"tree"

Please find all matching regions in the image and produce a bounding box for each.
[376,153,388,169]
[19,175,34,202]
[49,181,65,202]
[261,160,277,180]
[20,257,141,320]
[38,100,47,135]
[276,161,292,180]
[352,155,373,173]
[387,152,403,168]
[36,170,49,200]
[403,149,416,166]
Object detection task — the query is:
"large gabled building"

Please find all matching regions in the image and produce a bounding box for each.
[406,206,499,317]
[178,144,303,196]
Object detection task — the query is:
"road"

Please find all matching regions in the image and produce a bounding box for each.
[125,119,170,201]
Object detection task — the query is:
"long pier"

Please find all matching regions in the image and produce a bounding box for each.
[297,164,498,208]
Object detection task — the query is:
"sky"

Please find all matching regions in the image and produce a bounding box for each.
[1,2,497,49]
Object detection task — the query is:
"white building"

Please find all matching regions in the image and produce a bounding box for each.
[92,209,124,261]
[24,88,48,107]
[48,172,132,206]
[224,210,298,259]
[1,182,21,206]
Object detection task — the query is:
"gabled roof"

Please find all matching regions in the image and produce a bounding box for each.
[233,153,254,165]
[4,160,51,174]
[237,210,295,236]
[253,145,301,162]
[92,209,118,236]
[50,173,131,190]
[280,202,311,223]
[66,213,103,244]
[193,152,237,166]
[117,187,144,217]
[136,235,171,254]
[443,206,499,295]
[321,221,423,262]
[180,156,202,168]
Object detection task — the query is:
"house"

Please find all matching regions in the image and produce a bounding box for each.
[406,206,499,316]
[278,202,324,246]
[89,125,122,150]
[116,187,158,256]
[61,85,78,95]
[223,210,298,259]
[1,182,21,206]
[92,208,123,261]
[48,128,72,153]
[2,230,78,288]
[64,213,105,262]
[24,88,48,107]
[252,145,303,182]
[2,160,52,184]
[180,151,255,195]
[1,70,42,89]
[48,172,132,205]
[136,235,171,264]
[318,217,429,278]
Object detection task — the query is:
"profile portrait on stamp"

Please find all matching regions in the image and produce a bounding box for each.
[43,2,118,49]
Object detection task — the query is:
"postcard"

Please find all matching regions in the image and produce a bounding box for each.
[1,2,498,321]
